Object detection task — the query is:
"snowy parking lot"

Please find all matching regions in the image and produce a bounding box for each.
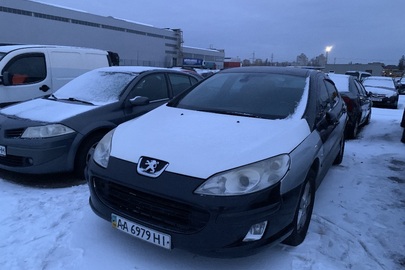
[1,96,404,270]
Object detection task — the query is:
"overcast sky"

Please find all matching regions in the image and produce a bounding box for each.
[33,0,404,65]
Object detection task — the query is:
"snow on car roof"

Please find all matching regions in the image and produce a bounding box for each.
[95,66,170,73]
[328,73,350,92]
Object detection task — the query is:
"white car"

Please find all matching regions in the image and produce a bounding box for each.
[87,66,347,257]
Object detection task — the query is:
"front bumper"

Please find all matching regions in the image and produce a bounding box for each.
[370,95,398,107]
[0,133,77,174]
[87,157,302,257]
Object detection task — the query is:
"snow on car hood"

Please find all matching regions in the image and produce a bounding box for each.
[0,98,96,122]
[365,86,397,97]
[111,105,311,179]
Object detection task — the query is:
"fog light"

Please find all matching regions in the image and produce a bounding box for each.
[243,221,268,242]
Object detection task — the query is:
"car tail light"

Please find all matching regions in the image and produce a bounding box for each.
[342,96,353,112]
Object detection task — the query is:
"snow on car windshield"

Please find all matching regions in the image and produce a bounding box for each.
[174,72,308,119]
[363,77,395,90]
[54,70,137,105]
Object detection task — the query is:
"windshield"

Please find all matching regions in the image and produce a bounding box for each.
[54,70,138,105]
[171,72,308,119]
[363,77,395,90]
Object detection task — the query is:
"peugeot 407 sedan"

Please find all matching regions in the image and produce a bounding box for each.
[0,66,200,178]
[87,67,347,257]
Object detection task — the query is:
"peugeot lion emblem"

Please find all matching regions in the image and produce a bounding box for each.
[137,156,169,178]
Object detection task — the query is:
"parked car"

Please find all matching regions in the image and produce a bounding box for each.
[0,44,114,106]
[363,76,399,109]
[87,66,347,257]
[345,71,371,82]
[401,108,405,143]
[397,77,405,95]
[328,73,372,138]
[0,66,201,178]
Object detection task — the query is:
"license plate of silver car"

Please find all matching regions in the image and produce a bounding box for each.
[111,214,171,249]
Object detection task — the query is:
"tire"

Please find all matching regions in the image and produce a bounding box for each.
[74,133,105,179]
[282,170,316,246]
[363,110,371,126]
[333,135,345,165]
[346,118,359,139]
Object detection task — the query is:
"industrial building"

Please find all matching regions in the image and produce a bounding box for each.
[0,0,225,68]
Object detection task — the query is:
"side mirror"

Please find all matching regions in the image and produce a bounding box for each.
[1,71,11,86]
[129,96,150,106]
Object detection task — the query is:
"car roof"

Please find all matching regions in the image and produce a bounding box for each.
[0,44,106,54]
[219,66,316,77]
[93,66,176,74]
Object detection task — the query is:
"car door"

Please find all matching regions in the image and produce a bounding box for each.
[123,72,170,121]
[354,79,371,124]
[167,72,199,96]
[316,75,345,164]
[1,51,52,104]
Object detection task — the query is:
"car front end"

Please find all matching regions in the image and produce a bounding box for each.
[367,86,398,108]
[0,112,80,174]
[87,119,319,257]
[87,95,320,257]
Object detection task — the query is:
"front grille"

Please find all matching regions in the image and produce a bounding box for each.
[93,177,210,234]
[5,128,25,138]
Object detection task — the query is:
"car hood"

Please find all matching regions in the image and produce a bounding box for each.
[111,105,311,179]
[0,98,97,122]
[365,86,396,96]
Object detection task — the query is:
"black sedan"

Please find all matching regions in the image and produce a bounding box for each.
[328,73,372,138]
[87,66,347,257]
[363,76,399,109]
[0,66,201,178]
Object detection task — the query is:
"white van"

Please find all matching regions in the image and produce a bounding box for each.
[0,45,113,105]
[345,71,372,82]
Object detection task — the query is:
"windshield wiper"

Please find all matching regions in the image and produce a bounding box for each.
[198,108,262,118]
[58,97,95,105]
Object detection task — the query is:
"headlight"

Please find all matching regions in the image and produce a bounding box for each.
[21,124,75,138]
[195,154,290,196]
[93,129,114,168]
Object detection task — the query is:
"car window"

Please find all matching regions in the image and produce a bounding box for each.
[132,73,169,101]
[324,80,339,107]
[318,80,331,111]
[354,80,367,96]
[363,77,395,89]
[2,53,46,85]
[168,73,195,96]
[174,72,307,119]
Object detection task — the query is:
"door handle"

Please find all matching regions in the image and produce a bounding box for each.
[39,85,50,92]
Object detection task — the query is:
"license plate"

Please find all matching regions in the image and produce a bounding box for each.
[0,145,6,156]
[371,97,382,102]
[111,214,171,249]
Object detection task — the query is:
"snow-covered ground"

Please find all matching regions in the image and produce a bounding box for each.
[1,96,404,270]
